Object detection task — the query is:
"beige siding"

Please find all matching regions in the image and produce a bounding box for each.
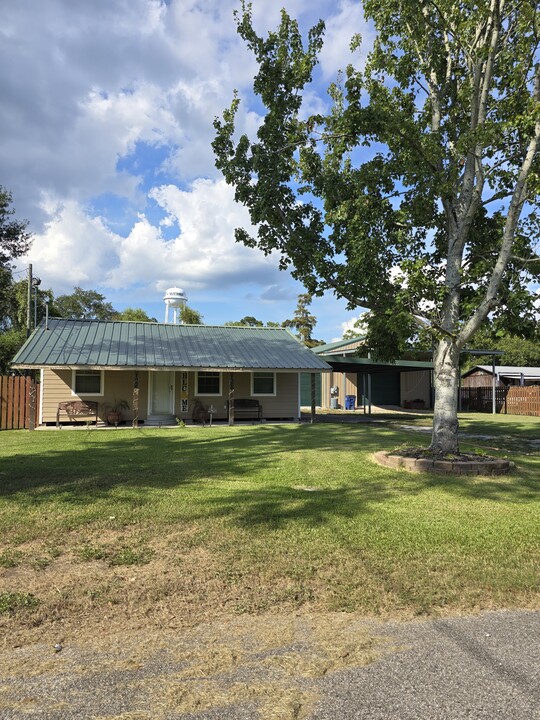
[322,368,432,409]
[41,369,148,424]
[400,371,431,406]
[41,369,73,423]
[172,370,299,420]
[256,372,299,418]
[103,371,148,421]
[321,370,358,408]
[42,368,300,424]
[324,339,365,354]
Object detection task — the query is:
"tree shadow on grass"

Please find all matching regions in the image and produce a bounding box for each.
[0,424,537,529]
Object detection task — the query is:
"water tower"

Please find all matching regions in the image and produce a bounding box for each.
[164,287,188,324]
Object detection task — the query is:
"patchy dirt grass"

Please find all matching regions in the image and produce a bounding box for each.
[1,423,538,717]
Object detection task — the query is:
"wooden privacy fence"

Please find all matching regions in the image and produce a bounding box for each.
[505,386,540,416]
[460,385,540,417]
[0,376,40,430]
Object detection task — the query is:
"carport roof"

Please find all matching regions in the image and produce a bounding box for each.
[11,318,332,372]
[319,355,433,374]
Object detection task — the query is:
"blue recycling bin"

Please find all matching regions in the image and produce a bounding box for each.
[345,395,356,410]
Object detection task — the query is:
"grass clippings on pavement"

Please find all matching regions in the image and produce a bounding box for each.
[0,613,392,720]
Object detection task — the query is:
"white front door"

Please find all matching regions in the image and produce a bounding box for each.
[150,371,173,414]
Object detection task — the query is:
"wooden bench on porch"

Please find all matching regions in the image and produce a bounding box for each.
[227,398,263,421]
[56,400,99,427]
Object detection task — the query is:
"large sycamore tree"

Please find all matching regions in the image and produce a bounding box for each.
[213,0,540,454]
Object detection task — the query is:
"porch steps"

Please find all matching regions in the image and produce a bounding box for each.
[144,414,177,427]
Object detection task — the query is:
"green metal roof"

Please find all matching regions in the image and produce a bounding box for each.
[321,355,433,373]
[312,335,366,354]
[12,319,331,372]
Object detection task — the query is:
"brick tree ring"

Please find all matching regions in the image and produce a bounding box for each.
[372,450,512,476]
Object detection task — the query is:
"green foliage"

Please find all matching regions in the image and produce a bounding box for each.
[342,313,368,341]
[283,292,324,346]
[0,327,25,373]
[463,333,540,370]
[214,4,540,355]
[76,544,107,562]
[0,189,34,367]
[496,336,540,367]
[214,1,540,451]
[0,591,39,615]
[102,397,130,414]
[225,315,264,326]
[114,307,157,322]
[0,549,22,568]
[180,305,204,324]
[55,287,117,320]
[0,187,32,266]
[76,542,153,566]
[225,317,286,328]
[108,545,154,567]
[3,278,54,332]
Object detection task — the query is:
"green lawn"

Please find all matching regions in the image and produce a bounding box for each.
[401,410,540,437]
[0,418,538,641]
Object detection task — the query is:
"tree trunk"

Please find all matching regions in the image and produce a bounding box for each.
[430,338,461,455]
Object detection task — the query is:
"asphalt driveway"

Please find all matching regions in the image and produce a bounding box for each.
[2,609,539,719]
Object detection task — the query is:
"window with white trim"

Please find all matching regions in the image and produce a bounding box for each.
[252,371,276,396]
[72,369,104,396]
[196,371,221,396]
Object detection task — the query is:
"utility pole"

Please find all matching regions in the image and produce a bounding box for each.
[33,276,41,329]
[26,264,32,337]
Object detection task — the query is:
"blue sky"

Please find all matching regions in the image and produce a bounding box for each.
[1,0,374,341]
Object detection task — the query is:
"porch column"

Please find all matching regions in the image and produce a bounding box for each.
[362,374,366,414]
[228,374,234,426]
[133,372,139,428]
[310,372,316,424]
[27,375,36,431]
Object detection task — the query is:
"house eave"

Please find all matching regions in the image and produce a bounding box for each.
[12,363,331,373]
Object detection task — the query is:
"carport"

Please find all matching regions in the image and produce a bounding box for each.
[317,355,434,413]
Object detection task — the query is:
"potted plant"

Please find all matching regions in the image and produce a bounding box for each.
[102,397,130,425]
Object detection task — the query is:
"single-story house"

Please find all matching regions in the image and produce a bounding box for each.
[11,319,331,426]
[307,336,433,410]
[462,365,540,388]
